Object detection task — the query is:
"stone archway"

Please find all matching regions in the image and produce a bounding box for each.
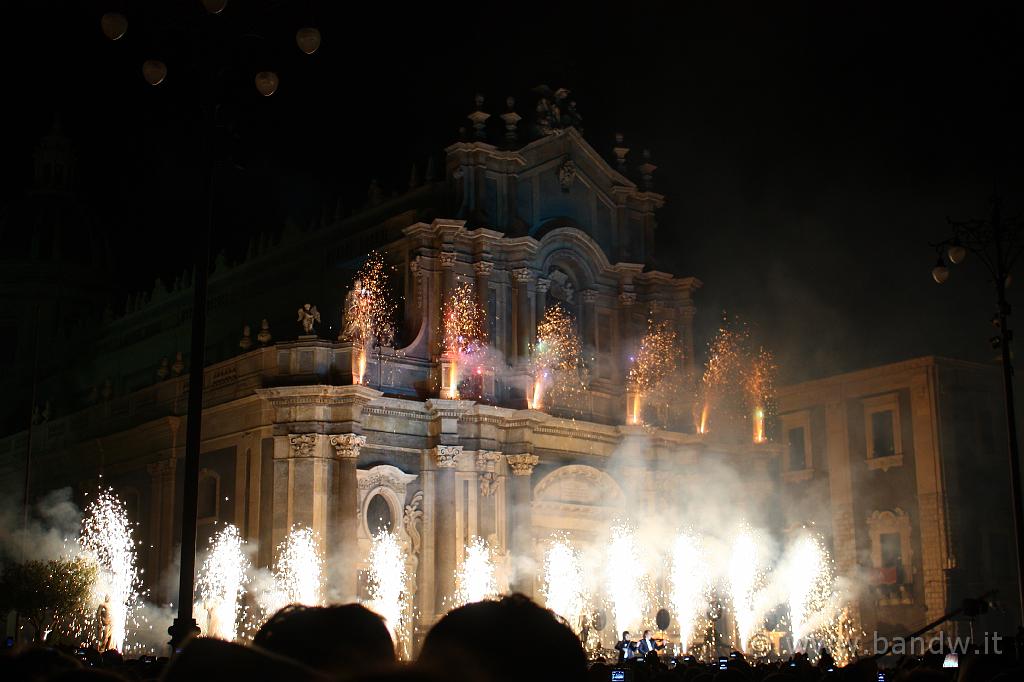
[532,464,625,534]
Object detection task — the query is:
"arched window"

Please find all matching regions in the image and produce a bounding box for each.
[197,471,219,522]
[366,493,393,534]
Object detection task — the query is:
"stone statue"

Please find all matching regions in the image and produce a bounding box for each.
[171,352,184,376]
[96,594,113,652]
[296,304,321,335]
[340,279,365,342]
[533,85,583,137]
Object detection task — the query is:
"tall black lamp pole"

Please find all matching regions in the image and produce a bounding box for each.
[932,195,1024,625]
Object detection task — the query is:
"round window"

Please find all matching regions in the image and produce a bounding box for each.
[366,494,393,534]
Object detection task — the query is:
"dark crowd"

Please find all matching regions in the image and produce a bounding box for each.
[1,594,1021,682]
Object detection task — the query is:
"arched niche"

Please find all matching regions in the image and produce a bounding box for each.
[532,464,625,534]
[356,465,419,541]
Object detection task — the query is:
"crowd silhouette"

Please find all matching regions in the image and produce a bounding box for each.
[1,594,1020,682]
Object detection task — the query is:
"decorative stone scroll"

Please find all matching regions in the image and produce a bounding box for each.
[330,433,367,459]
[288,433,318,457]
[506,454,540,476]
[476,450,503,496]
[434,444,463,469]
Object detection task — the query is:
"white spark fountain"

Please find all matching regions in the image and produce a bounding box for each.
[669,531,710,653]
[366,530,409,657]
[262,526,324,615]
[727,528,762,652]
[196,524,250,641]
[542,535,587,628]
[455,536,498,606]
[79,488,140,653]
[605,523,647,636]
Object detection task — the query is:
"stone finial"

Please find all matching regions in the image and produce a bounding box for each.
[473,260,494,277]
[638,149,657,190]
[468,93,490,141]
[239,324,253,351]
[171,352,185,376]
[330,433,367,459]
[477,450,503,496]
[506,454,539,476]
[257,318,272,345]
[500,96,521,146]
[289,433,318,457]
[613,133,629,174]
[156,357,170,380]
[425,156,437,182]
[435,444,462,468]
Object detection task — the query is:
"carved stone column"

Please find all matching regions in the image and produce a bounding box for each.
[506,454,539,595]
[147,458,177,601]
[440,250,457,309]
[473,261,493,319]
[476,450,503,542]
[433,444,461,613]
[535,278,550,329]
[581,289,598,357]
[513,268,534,361]
[330,433,366,602]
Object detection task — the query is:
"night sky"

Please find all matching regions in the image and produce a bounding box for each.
[4,0,1024,384]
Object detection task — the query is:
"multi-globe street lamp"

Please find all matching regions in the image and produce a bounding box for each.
[99,1,319,651]
[931,195,1024,625]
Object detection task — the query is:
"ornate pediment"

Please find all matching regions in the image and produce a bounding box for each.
[533,464,624,507]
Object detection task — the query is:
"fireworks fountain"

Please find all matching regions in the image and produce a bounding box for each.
[442,282,487,399]
[604,523,649,635]
[261,525,324,616]
[78,488,140,653]
[746,348,776,444]
[696,319,747,436]
[529,304,585,411]
[196,524,250,641]
[341,251,396,385]
[668,531,711,653]
[541,534,588,630]
[627,319,681,426]
[727,528,763,653]
[366,530,411,658]
[455,536,499,606]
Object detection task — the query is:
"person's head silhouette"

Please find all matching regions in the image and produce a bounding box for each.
[419,594,585,682]
[254,604,395,677]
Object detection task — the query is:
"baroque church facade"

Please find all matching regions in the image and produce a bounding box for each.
[0,96,780,648]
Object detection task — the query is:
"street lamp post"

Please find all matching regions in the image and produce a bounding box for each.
[99,2,318,652]
[932,195,1024,625]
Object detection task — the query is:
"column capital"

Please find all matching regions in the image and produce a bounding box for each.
[581,289,598,304]
[618,291,637,306]
[506,454,540,476]
[434,444,463,468]
[535,278,551,294]
[147,458,176,478]
[288,433,318,457]
[440,250,458,269]
[473,260,495,276]
[330,433,367,459]
[512,267,533,284]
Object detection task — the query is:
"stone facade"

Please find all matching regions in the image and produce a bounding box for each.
[777,356,1017,638]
